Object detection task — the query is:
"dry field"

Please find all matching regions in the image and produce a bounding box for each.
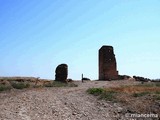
[0,77,159,120]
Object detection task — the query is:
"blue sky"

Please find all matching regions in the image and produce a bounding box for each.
[0,0,160,80]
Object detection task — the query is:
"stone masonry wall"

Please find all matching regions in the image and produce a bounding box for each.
[99,46,118,80]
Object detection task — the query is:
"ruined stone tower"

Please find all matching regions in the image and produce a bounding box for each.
[99,45,118,80]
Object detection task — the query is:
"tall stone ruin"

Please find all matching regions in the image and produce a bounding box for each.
[99,45,118,80]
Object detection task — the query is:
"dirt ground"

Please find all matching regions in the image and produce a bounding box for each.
[0,80,158,120]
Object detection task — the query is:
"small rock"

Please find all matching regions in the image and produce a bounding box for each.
[72,112,77,115]
[117,107,123,113]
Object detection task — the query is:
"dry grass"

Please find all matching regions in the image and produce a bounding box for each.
[106,85,160,94]
[88,82,160,114]
[0,77,78,92]
[0,77,53,88]
[107,83,160,114]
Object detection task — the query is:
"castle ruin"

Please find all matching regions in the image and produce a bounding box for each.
[99,45,118,80]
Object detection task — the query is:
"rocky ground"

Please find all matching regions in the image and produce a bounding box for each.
[0,80,159,120]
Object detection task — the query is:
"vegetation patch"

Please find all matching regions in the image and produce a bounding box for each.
[51,81,78,87]
[132,92,149,97]
[0,79,78,92]
[44,82,54,87]
[87,88,118,101]
[156,96,160,100]
[0,84,11,91]
[11,82,30,89]
[87,88,104,96]
[100,90,117,101]
[87,82,160,114]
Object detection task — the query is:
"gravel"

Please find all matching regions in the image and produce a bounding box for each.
[0,80,138,120]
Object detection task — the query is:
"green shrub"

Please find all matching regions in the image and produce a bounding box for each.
[11,82,30,89]
[153,92,160,100]
[87,88,117,101]
[155,82,160,87]
[0,84,11,91]
[52,81,69,87]
[100,90,117,101]
[44,82,54,87]
[33,85,42,88]
[87,88,104,96]
[154,95,160,100]
[155,91,160,94]
[132,92,149,97]
[67,82,78,87]
[52,81,78,87]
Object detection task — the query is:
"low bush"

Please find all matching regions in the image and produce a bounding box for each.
[87,88,104,96]
[155,96,160,100]
[44,82,54,87]
[87,83,160,115]
[11,82,30,89]
[155,91,160,94]
[155,82,160,87]
[132,92,149,97]
[0,84,11,91]
[100,90,117,101]
[87,88,118,101]
[52,81,69,87]
[51,81,78,87]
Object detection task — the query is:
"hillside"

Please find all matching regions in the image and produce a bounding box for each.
[0,78,159,120]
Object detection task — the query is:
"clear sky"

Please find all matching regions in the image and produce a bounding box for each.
[0,0,160,80]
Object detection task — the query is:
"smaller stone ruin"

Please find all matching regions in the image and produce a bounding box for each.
[55,64,68,82]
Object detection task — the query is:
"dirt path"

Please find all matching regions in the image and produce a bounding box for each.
[0,80,136,120]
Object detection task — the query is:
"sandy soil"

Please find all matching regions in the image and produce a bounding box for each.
[0,80,141,120]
